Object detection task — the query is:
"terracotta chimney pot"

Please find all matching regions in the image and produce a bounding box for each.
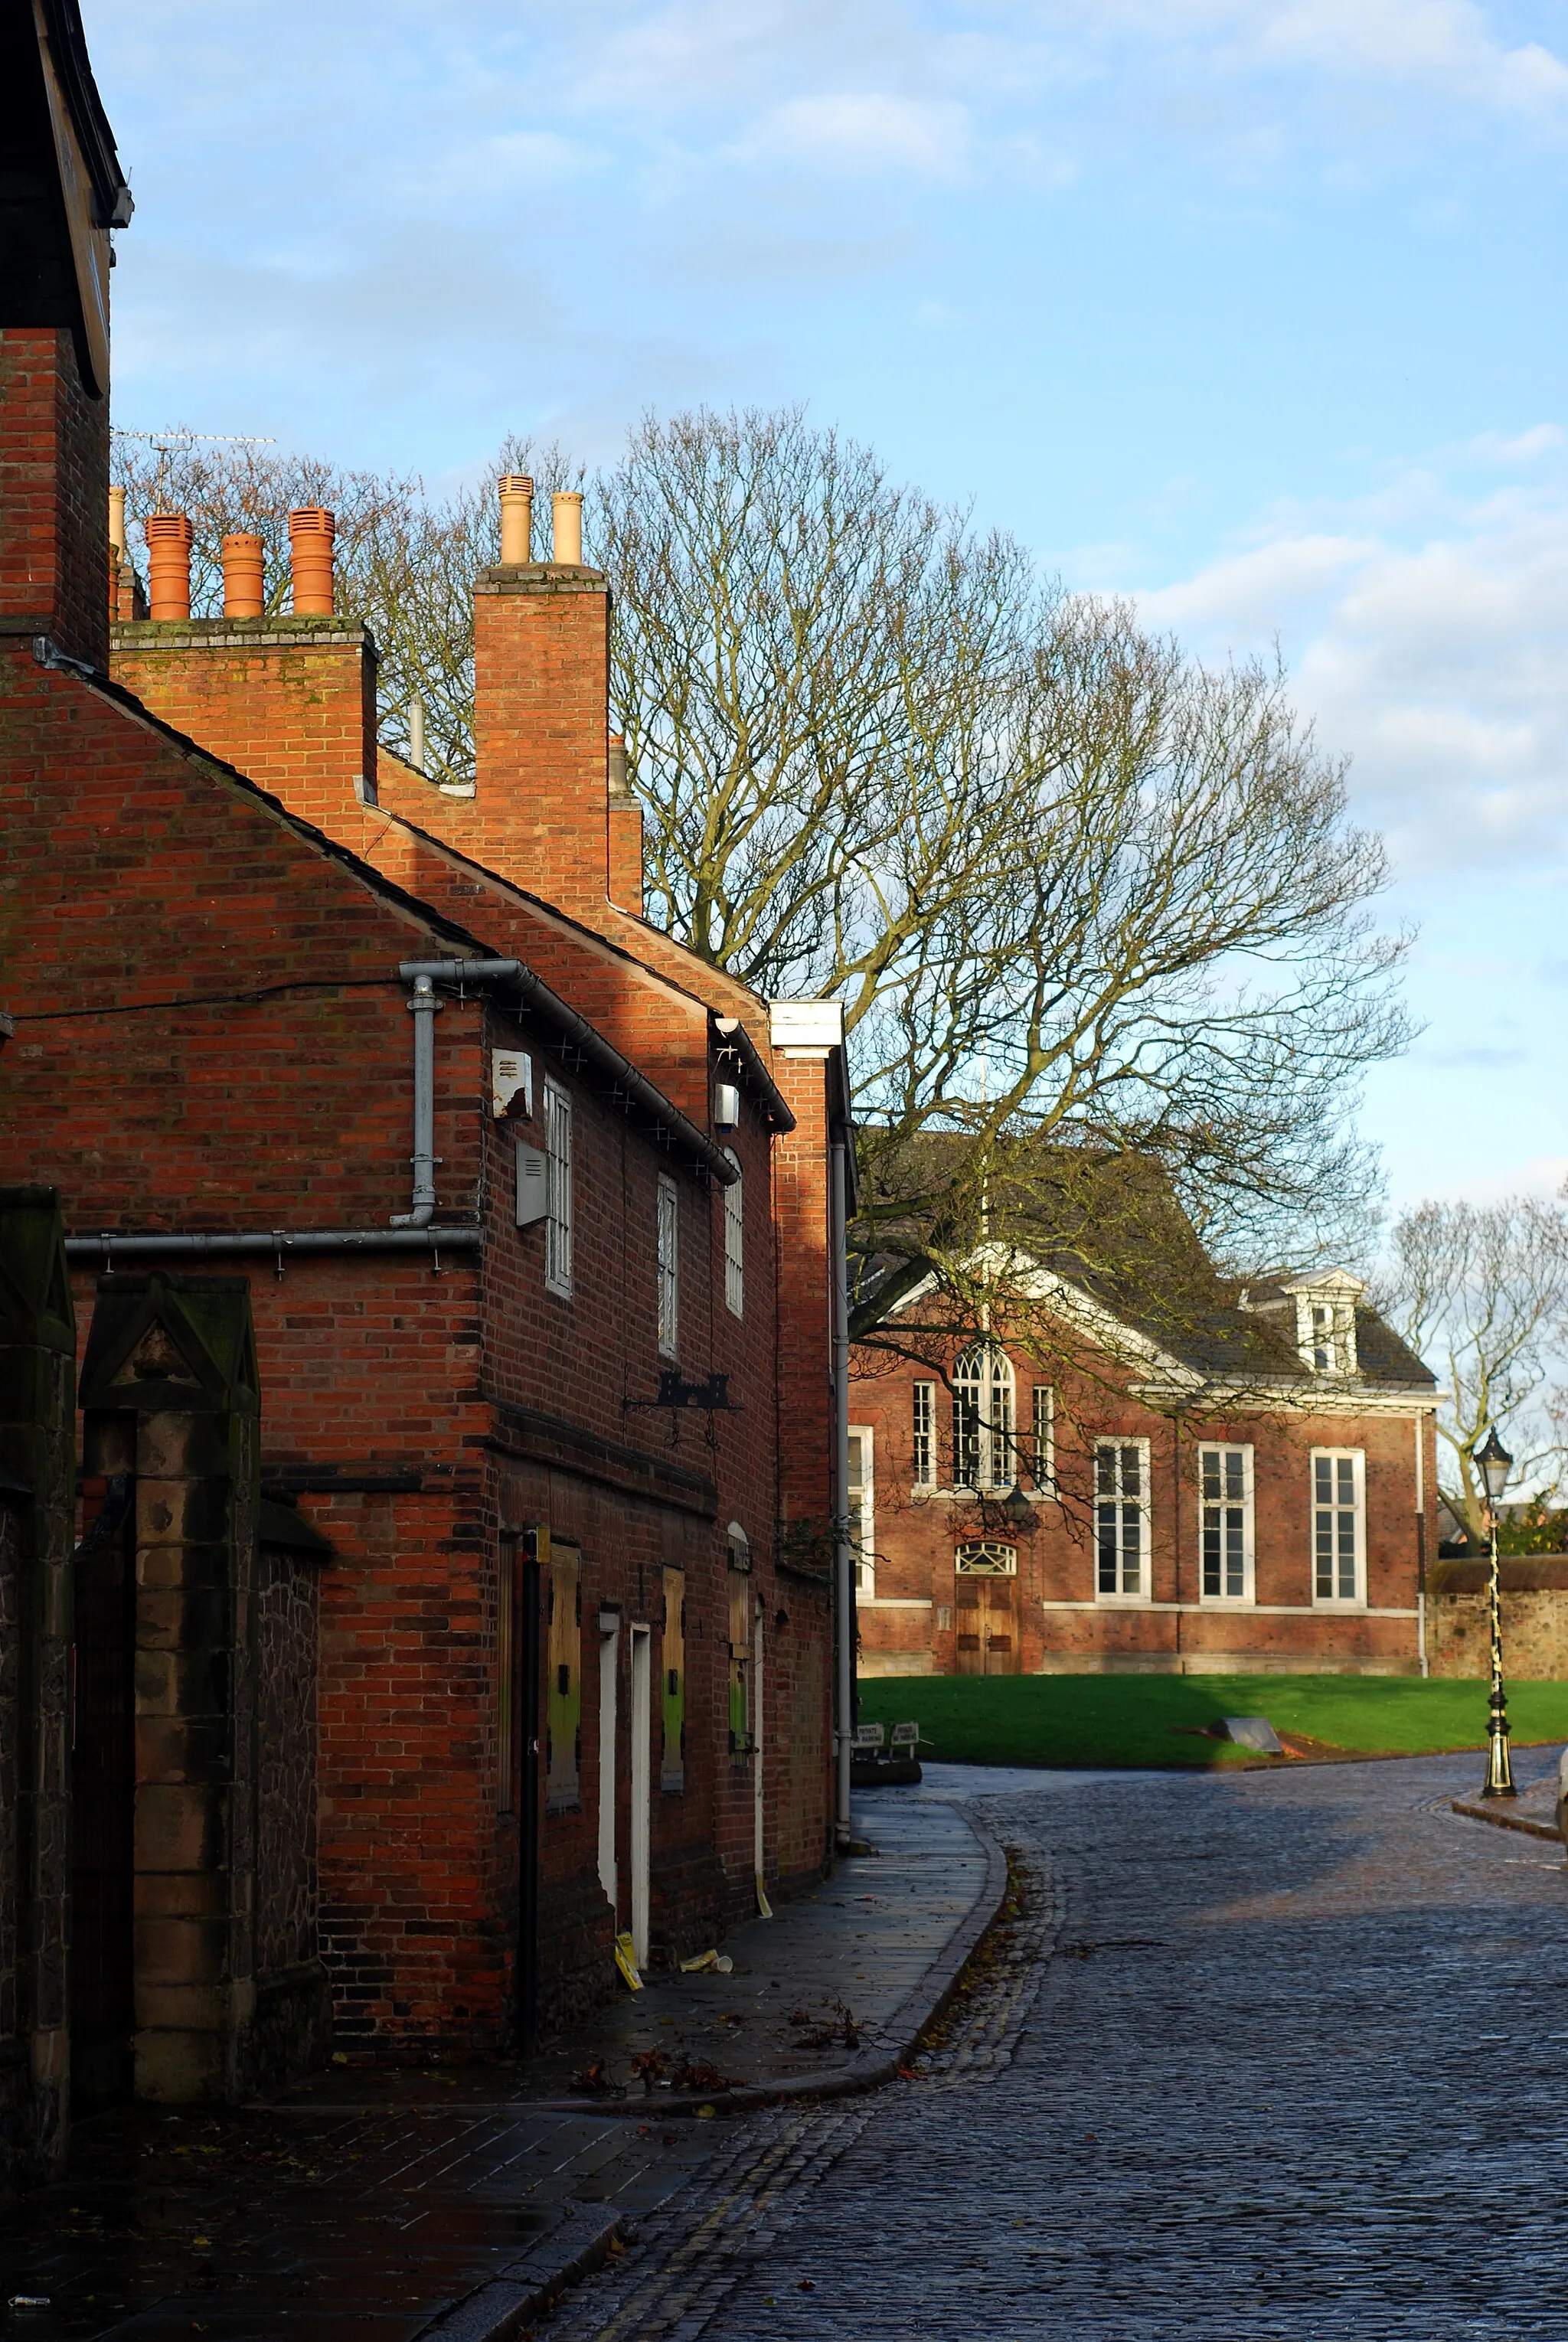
[498,474,534,564]
[551,490,583,567]
[107,484,126,556]
[221,533,266,619]
[289,505,336,616]
[145,511,194,622]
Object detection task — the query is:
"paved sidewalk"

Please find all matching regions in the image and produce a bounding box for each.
[0,1792,1001,2340]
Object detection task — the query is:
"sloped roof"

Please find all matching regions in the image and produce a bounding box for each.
[854,1135,1435,1391]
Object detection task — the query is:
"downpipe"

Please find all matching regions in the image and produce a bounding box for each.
[831,1136,855,1851]
[391,974,442,1227]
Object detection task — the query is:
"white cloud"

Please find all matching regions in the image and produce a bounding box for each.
[1130,452,1568,880]
[735,93,968,177]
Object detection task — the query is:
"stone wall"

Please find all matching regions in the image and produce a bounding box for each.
[0,1188,76,2190]
[1426,1556,1568,1679]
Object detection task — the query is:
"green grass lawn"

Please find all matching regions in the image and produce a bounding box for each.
[855,1671,1568,1770]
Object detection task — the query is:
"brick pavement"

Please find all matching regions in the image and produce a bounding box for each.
[0,1794,995,2336]
[547,1749,1568,2340]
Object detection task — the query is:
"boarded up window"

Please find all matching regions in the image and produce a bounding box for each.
[727,1526,753,1755]
[662,1564,685,1792]
[545,1537,581,1811]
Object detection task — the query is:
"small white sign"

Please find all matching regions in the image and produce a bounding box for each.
[492,1048,533,1120]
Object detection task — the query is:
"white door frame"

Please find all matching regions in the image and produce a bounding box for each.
[597,1609,619,1916]
[629,1623,652,1971]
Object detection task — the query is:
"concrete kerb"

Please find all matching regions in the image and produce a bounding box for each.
[416,1806,1011,2342]
[1451,1796,1565,1845]
[530,1805,1011,2122]
[415,2203,627,2341]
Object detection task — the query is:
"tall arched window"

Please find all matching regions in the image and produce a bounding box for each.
[952,1344,1015,1491]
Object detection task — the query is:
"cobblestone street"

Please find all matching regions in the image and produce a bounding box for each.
[548,1749,1568,2341]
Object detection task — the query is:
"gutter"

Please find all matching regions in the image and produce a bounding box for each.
[397,959,738,1194]
[712,1017,795,1133]
[65,1227,481,1263]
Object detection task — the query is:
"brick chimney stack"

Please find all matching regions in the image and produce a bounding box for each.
[464,475,612,917]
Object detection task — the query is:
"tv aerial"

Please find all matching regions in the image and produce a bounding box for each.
[111,427,276,505]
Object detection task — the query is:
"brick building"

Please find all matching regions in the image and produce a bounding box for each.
[851,1182,1439,1679]
[0,2,847,2179]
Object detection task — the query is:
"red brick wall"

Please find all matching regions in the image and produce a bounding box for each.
[852,1339,1434,1677]
[110,620,380,847]
[0,330,109,670]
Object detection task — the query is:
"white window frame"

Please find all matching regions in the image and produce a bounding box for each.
[722,1150,743,1318]
[1312,1447,1366,1608]
[1294,1291,1359,1376]
[1197,1442,1254,1605]
[543,1076,573,1297]
[848,1426,874,1596]
[656,1173,680,1358]
[912,1380,936,1490]
[1031,1385,1055,1494]
[1095,1438,1151,1602]
[952,1343,1016,1492]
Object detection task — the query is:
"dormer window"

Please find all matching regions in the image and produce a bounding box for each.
[1282,1271,1364,1377]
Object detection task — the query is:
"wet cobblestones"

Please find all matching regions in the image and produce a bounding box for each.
[550,1750,1568,2340]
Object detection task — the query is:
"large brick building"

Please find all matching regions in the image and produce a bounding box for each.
[0,2,848,2182]
[851,1176,1439,1679]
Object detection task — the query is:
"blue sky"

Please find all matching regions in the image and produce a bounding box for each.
[83,0,1568,1220]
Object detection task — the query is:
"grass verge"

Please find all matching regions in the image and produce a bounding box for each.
[855,1671,1568,1770]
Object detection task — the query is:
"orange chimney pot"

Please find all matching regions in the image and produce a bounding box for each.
[289,506,336,616]
[498,474,534,564]
[221,533,266,619]
[145,512,194,622]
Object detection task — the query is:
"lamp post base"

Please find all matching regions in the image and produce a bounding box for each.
[1481,1716,1517,1800]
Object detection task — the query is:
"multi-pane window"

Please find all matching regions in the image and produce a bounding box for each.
[1312,1449,1364,1604]
[952,1344,1015,1491]
[1031,1386,1055,1492]
[543,1078,573,1296]
[656,1174,679,1357]
[1199,1443,1253,1602]
[912,1381,936,1488]
[1096,1439,1149,1599]
[722,1151,743,1318]
[848,1427,874,1595]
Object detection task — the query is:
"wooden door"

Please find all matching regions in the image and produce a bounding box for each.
[954,1576,1019,1674]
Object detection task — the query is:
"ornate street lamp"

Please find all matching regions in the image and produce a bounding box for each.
[1475,1426,1517,1800]
[1001,1480,1039,1535]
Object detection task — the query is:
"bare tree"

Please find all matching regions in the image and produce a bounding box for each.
[1378,1196,1568,1540]
[113,410,1411,1344]
[594,410,1408,1336]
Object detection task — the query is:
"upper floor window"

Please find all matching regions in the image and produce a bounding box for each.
[543,1078,573,1297]
[1031,1386,1055,1494]
[657,1174,679,1357]
[1096,1439,1149,1601]
[848,1427,874,1595]
[722,1151,743,1318]
[1312,1449,1365,1606]
[912,1381,936,1488]
[1199,1442,1253,1603]
[1284,1272,1363,1376]
[953,1344,1015,1492]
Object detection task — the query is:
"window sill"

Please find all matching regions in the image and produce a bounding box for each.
[1094,1592,1152,1608]
[1197,1595,1257,1609]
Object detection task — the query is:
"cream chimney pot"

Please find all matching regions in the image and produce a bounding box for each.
[107,485,126,557]
[552,490,583,567]
[498,473,534,564]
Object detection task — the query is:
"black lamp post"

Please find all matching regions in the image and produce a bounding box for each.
[1001,1480,1038,1536]
[1475,1426,1517,1799]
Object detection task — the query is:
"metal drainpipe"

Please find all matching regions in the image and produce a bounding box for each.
[831,1137,854,1850]
[391,975,441,1227]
